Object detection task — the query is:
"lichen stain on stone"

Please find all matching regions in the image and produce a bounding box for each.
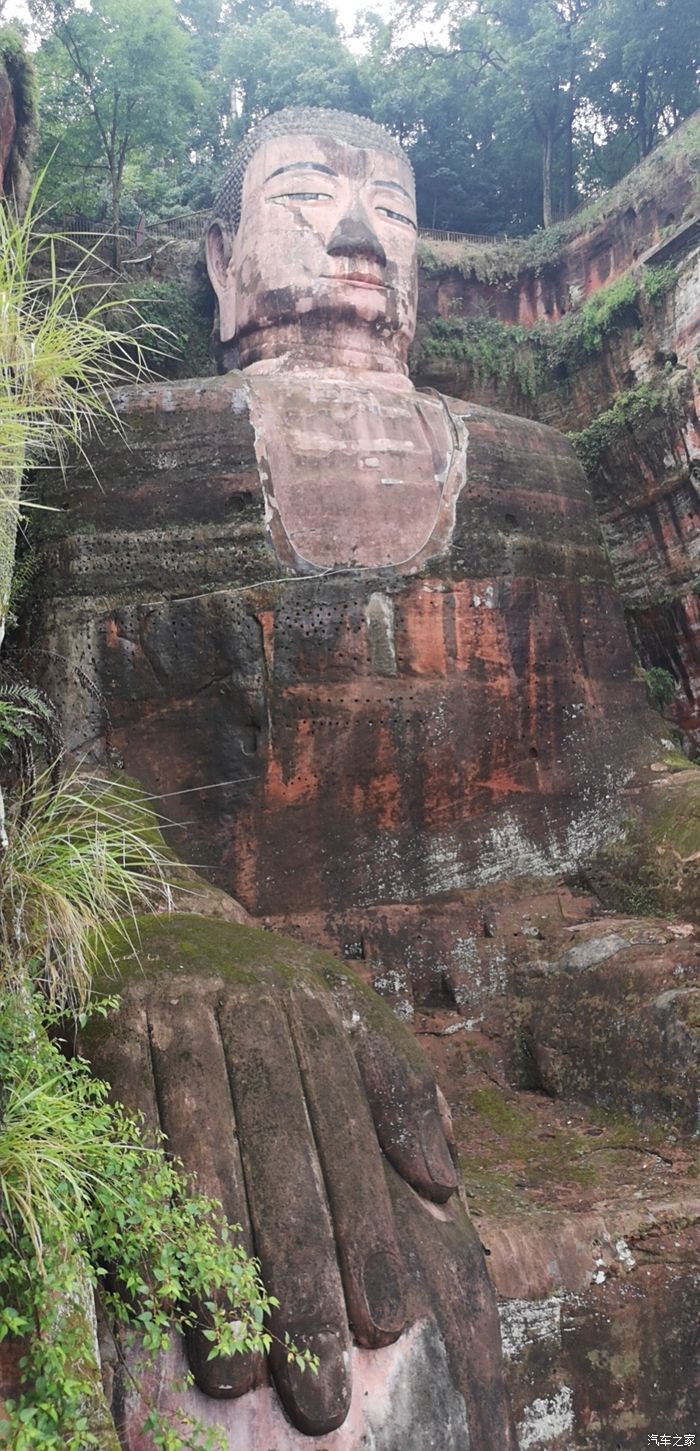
[499,1298,563,1362]
[517,1385,574,1449]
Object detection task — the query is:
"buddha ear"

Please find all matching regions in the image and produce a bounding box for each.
[205,219,232,291]
[206,220,237,339]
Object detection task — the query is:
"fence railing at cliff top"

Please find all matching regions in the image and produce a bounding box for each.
[418,225,506,245]
[38,210,505,254]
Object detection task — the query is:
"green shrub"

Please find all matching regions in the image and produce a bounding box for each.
[125,279,211,378]
[576,274,640,353]
[411,314,542,397]
[568,381,669,477]
[643,666,677,711]
[643,262,677,304]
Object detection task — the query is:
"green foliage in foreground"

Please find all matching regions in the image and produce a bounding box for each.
[0,772,173,1009]
[0,179,152,647]
[0,999,291,1451]
[0,676,61,793]
[0,774,316,1448]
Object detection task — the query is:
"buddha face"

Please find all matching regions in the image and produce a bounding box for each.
[207,131,418,372]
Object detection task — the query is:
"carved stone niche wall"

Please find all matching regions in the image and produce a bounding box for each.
[35,372,655,976]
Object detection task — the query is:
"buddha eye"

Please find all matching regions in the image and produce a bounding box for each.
[376,205,416,229]
[269,191,333,204]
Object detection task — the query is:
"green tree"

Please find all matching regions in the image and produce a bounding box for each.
[30,0,202,252]
[590,0,700,164]
[409,0,594,227]
[364,31,531,232]
[219,4,366,125]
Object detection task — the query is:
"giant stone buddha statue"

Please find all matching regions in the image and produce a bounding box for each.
[35,106,655,1449]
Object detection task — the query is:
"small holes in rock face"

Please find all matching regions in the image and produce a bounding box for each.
[529,746,538,758]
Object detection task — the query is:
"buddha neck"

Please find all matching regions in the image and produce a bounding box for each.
[235,319,410,380]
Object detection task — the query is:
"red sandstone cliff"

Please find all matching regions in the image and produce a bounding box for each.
[412,113,700,748]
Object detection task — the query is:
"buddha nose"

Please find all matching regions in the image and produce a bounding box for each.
[326,210,386,268]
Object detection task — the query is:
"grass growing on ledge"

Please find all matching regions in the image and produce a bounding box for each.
[411,273,642,399]
[411,315,543,397]
[643,261,679,303]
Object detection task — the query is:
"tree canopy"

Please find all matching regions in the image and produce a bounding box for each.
[23,0,700,235]
[29,0,202,236]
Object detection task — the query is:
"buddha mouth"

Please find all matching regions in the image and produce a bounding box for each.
[325,270,388,291]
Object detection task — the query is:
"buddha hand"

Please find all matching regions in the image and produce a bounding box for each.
[81,913,513,1448]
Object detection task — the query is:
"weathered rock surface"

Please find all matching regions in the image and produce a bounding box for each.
[417,958,700,1450]
[0,38,34,205]
[34,374,654,944]
[411,116,700,751]
[0,62,16,194]
[513,916,700,1129]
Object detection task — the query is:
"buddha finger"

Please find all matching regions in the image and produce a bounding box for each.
[146,988,262,1399]
[76,987,169,1319]
[79,987,160,1137]
[285,989,407,1351]
[347,998,458,1205]
[218,989,352,1436]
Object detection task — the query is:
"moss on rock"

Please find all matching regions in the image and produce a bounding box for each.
[580,769,700,920]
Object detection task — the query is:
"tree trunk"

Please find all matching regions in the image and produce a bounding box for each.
[542,128,554,228]
[563,98,575,217]
[110,174,121,271]
[637,68,650,158]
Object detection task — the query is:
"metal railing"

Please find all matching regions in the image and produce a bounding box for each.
[39,211,506,255]
[417,225,506,245]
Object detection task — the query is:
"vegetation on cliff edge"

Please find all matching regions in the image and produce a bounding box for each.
[411,273,642,398]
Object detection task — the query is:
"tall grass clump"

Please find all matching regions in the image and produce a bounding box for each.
[0,770,173,1009]
[0,177,148,648]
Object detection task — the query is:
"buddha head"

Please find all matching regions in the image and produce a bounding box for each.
[206,107,418,374]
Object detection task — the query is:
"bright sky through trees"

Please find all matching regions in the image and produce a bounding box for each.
[2,0,393,39]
